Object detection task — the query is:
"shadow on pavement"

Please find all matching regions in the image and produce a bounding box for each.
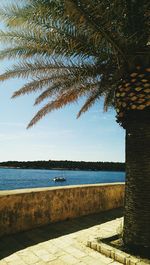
[0,207,123,259]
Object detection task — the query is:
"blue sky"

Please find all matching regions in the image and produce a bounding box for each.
[0,3,125,162]
[0,77,125,162]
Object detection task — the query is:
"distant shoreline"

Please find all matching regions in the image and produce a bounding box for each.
[0,166,125,172]
[0,160,125,172]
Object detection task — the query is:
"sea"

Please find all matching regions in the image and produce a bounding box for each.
[0,168,125,190]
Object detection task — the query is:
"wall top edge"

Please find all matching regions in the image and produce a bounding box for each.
[0,183,125,196]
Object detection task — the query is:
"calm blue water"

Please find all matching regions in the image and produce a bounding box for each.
[0,168,125,190]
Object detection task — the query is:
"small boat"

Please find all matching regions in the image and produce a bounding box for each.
[53,177,66,182]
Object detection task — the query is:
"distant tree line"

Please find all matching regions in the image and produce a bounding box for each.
[0,160,125,171]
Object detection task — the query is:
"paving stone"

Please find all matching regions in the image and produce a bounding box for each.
[0,261,8,265]
[6,259,27,265]
[89,250,112,262]
[34,262,47,265]
[47,258,66,265]
[81,255,103,265]
[17,248,32,254]
[91,259,108,265]
[32,249,56,262]
[77,261,86,265]
[40,254,56,262]
[18,251,40,264]
[51,240,66,250]
[60,254,79,264]
[60,236,75,243]
[31,247,49,255]
[65,246,87,258]
[4,253,21,262]
[53,250,66,258]
[41,243,58,254]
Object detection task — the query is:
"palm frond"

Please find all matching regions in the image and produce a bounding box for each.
[12,77,53,98]
[77,89,101,118]
[0,0,149,127]
[27,86,86,128]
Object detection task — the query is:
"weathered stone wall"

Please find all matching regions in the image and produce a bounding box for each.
[0,183,124,237]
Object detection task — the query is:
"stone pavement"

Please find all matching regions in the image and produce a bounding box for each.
[0,208,123,265]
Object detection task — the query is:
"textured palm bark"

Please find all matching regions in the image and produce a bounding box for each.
[123,116,150,256]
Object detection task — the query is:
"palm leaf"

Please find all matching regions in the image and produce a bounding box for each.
[0,0,149,127]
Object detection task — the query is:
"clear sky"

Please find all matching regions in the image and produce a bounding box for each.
[0,77,125,162]
[0,3,125,163]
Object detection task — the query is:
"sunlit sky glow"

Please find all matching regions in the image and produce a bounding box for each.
[0,2,125,162]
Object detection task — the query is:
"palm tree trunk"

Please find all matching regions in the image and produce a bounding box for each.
[123,112,150,256]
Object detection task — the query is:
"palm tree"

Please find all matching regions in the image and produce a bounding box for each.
[0,0,149,256]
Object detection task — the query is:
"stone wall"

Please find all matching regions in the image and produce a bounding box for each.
[0,183,124,237]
